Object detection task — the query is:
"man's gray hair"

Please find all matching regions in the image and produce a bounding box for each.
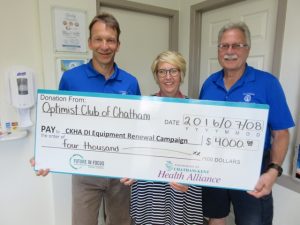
[218,21,251,47]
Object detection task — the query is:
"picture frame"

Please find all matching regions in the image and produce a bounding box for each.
[293,144,300,181]
[56,58,88,84]
[52,7,87,53]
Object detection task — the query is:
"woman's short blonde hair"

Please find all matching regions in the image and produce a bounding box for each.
[151,50,186,83]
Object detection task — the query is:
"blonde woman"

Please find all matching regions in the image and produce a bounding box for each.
[122,51,204,225]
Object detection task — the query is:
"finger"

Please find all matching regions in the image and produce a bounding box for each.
[44,169,50,176]
[247,190,259,198]
[36,169,49,177]
[170,182,189,192]
[253,178,264,193]
[36,170,43,176]
[120,178,128,183]
[170,182,180,189]
[248,191,263,199]
[120,178,135,185]
[29,157,35,167]
[124,179,135,186]
[247,188,268,199]
[170,182,186,188]
[124,181,131,186]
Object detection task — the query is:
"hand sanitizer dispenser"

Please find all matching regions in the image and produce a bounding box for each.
[6,66,35,128]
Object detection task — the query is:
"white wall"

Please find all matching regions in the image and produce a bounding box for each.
[0,1,95,225]
[273,0,300,223]
[278,0,300,172]
[0,0,299,225]
[0,1,53,225]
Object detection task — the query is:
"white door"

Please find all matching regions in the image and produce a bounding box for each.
[100,6,170,96]
[199,0,278,88]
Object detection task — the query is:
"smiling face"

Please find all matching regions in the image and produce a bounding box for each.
[218,28,250,75]
[156,62,181,97]
[88,21,120,68]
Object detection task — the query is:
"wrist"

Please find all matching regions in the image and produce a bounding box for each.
[267,163,283,177]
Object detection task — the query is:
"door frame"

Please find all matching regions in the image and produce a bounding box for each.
[97,0,179,50]
[188,0,287,98]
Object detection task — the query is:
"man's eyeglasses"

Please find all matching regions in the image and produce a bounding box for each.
[157,68,180,78]
[218,43,249,50]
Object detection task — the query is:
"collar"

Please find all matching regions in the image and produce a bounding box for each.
[86,60,122,81]
[156,90,186,98]
[214,64,256,89]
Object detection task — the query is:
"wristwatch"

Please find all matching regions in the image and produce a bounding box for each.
[267,163,283,177]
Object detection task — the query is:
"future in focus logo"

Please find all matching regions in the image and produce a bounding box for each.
[70,154,86,169]
[69,154,105,170]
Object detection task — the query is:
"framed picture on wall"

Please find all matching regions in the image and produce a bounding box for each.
[294,144,300,180]
[56,58,88,84]
[52,7,87,53]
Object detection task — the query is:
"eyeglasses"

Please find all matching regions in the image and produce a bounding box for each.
[218,43,249,50]
[157,68,180,78]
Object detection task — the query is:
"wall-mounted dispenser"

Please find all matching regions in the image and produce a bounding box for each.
[6,65,36,128]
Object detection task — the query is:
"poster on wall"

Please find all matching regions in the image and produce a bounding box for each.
[56,58,88,84]
[294,144,300,180]
[52,7,87,53]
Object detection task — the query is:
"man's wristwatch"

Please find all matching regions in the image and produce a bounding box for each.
[267,163,283,177]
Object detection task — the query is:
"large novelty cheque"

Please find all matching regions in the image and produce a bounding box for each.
[34,89,269,191]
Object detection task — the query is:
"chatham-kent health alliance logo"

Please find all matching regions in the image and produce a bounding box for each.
[165,161,174,171]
